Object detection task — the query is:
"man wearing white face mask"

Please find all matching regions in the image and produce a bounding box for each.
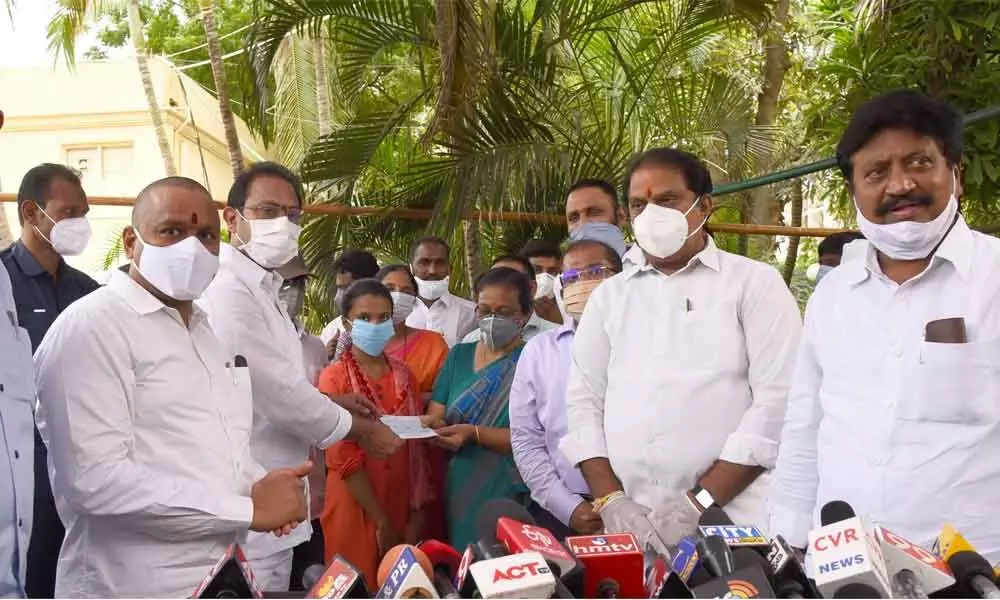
[200,162,402,590]
[770,90,1000,560]
[561,147,801,552]
[34,177,313,597]
[520,239,564,325]
[405,236,477,346]
[0,163,99,598]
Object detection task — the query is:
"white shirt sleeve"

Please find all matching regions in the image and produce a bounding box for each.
[34,313,254,542]
[204,284,352,450]
[719,266,803,468]
[768,301,823,548]
[560,285,612,466]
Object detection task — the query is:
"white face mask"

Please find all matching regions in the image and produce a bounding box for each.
[234,214,301,269]
[134,231,219,301]
[390,290,418,322]
[534,272,556,299]
[855,175,958,260]
[36,208,92,256]
[632,197,707,259]
[415,275,449,301]
[815,264,834,282]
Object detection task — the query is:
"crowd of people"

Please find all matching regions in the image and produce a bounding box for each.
[1,87,997,598]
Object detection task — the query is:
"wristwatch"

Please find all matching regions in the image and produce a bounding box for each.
[688,485,717,513]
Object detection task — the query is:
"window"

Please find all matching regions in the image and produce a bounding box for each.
[64,144,134,182]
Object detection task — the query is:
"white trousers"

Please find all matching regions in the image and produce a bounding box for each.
[248,548,293,593]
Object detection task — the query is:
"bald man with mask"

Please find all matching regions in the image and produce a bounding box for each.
[34,178,310,597]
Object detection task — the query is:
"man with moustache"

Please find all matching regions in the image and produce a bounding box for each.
[33,177,311,597]
[770,90,1000,560]
[562,148,801,551]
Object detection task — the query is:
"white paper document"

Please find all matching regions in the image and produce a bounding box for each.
[380,415,438,439]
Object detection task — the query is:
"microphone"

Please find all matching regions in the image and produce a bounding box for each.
[374,544,439,598]
[566,533,645,598]
[454,544,480,598]
[689,546,777,598]
[808,500,890,598]
[934,525,1000,600]
[417,540,463,599]
[873,525,954,597]
[469,551,558,599]
[766,534,821,598]
[833,582,883,598]
[303,556,369,599]
[483,499,583,596]
[193,543,263,599]
[701,535,735,576]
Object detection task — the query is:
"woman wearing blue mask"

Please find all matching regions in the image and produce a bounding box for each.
[317,279,434,590]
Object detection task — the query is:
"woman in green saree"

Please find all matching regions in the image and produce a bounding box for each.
[423,267,532,550]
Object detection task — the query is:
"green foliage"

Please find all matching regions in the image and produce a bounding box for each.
[798,0,1000,227]
[89,0,256,118]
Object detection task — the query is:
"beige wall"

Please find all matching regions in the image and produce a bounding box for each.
[0,57,270,277]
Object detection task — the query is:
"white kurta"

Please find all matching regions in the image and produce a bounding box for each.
[561,238,802,525]
[35,271,263,597]
[770,219,1000,561]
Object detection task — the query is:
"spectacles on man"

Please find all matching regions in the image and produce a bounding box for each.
[559,264,615,286]
[245,202,304,224]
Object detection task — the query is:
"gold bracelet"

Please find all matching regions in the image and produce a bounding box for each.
[592,490,626,512]
[475,425,481,445]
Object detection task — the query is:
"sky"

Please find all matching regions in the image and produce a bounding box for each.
[0,0,107,68]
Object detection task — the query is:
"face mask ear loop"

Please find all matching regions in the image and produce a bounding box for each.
[232,210,249,247]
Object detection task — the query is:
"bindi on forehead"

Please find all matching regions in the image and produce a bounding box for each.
[191,212,198,224]
[646,185,653,198]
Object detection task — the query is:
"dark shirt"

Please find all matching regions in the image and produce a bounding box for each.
[0,240,99,351]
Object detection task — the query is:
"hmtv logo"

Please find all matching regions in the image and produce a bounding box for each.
[699,525,768,547]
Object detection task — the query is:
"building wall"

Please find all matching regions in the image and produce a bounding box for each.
[0,57,270,277]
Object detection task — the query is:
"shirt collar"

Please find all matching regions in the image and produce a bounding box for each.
[554,319,575,339]
[107,269,207,327]
[841,215,974,286]
[12,240,59,278]
[221,243,283,296]
[624,236,721,279]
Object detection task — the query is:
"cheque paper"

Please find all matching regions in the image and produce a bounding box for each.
[380,415,438,439]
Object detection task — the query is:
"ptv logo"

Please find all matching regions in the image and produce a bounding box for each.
[492,562,551,583]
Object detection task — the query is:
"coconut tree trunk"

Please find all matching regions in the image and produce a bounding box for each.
[748,0,791,257]
[782,178,803,285]
[199,0,244,178]
[314,36,333,137]
[128,0,176,176]
[463,219,481,290]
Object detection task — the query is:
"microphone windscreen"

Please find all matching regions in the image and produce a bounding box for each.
[302,564,326,590]
[475,499,535,544]
[698,506,734,527]
[417,540,463,578]
[833,582,883,598]
[947,550,995,581]
[376,545,434,588]
[820,500,856,526]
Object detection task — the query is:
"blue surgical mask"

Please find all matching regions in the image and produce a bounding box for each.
[816,264,834,282]
[350,319,395,356]
[569,222,627,258]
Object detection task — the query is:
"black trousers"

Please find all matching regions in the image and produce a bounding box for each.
[527,501,575,543]
[26,429,63,599]
[289,519,325,591]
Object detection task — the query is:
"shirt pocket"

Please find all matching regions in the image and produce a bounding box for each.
[675,299,743,370]
[901,338,1000,425]
[228,366,254,439]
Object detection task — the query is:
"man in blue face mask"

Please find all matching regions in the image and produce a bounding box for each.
[815,231,865,282]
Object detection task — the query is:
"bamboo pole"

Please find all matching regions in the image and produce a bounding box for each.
[0,193,849,237]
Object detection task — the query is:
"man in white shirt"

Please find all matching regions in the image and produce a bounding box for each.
[34,177,311,597]
[561,148,802,551]
[200,163,401,590]
[769,90,1000,560]
[460,254,558,344]
[318,249,379,357]
[405,236,477,346]
[0,260,34,600]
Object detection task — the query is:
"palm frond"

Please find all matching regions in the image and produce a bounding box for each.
[272,33,319,169]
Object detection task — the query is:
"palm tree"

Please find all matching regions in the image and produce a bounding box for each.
[248,0,772,324]
[198,0,245,178]
[48,0,177,176]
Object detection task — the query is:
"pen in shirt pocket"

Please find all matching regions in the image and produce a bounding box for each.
[684,298,693,313]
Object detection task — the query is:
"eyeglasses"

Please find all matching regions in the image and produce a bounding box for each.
[559,264,615,286]
[245,202,304,224]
